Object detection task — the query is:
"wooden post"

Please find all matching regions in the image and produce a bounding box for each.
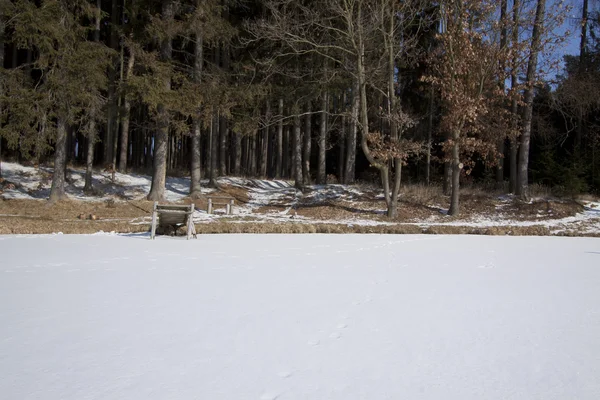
[150,201,158,239]
[208,198,213,214]
[229,199,234,215]
[226,203,231,215]
[186,203,194,239]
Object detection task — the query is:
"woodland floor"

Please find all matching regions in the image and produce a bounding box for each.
[0,161,599,236]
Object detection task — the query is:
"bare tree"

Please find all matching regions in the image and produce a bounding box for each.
[248,0,426,217]
[517,0,547,201]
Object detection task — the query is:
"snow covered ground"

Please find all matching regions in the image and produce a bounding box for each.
[1,234,600,399]
[2,161,600,233]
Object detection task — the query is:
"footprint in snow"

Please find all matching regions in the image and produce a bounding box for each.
[329,332,342,339]
[277,371,293,379]
[259,392,280,400]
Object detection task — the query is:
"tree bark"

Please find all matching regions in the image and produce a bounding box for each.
[190,27,203,197]
[448,131,460,216]
[83,0,102,192]
[509,0,520,194]
[259,102,270,177]
[496,0,508,188]
[233,131,241,175]
[509,138,518,193]
[250,129,257,176]
[517,0,546,201]
[219,115,228,176]
[303,104,311,185]
[275,99,283,178]
[386,7,401,218]
[426,86,434,185]
[317,92,328,184]
[293,110,303,189]
[84,122,96,193]
[207,112,218,187]
[338,94,346,183]
[112,46,124,169]
[104,0,120,166]
[49,118,68,203]
[356,9,393,217]
[575,0,589,155]
[147,0,173,201]
[283,125,290,178]
[0,11,5,178]
[118,50,135,173]
[190,119,202,198]
[345,81,359,184]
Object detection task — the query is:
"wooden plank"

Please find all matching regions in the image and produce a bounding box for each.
[186,203,196,239]
[156,205,193,211]
[150,202,158,240]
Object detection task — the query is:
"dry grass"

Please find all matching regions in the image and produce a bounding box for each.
[401,184,445,205]
[1,179,597,237]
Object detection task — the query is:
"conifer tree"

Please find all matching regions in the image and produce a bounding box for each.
[6,0,111,202]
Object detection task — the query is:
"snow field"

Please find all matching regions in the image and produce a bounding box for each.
[1,234,600,399]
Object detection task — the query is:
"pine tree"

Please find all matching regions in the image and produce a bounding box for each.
[6,0,111,202]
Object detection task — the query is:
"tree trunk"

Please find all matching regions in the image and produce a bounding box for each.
[112,46,124,169]
[104,0,120,166]
[338,94,346,183]
[496,0,508,189]
[219,115,228,176]
[356,8,393,218]
[233,131,241,175]
[83,0,102,192]
[250,129,257,176]
[345,81,359,184]
[147,0,173,201]
[190,119,202,198]
[386,8,401,218]
[190,27,203,197]
[84,122,96,193]
[49,118,68,203]
[275,99,283,178]
[448,131,460,216]
[260,102,270,177]
[303,104,311,185]
[426,87,434,185]
[293,111,303,189]
[318,92,328,184]
[283,125,290,178]
[509,0,520,194]
[220,44,229,176]
[575,0,589,155]
[509,138,518,193]
[0,13,5,178]
[118,50,135,172]
[207,112,218,187]
[518,0,546,201]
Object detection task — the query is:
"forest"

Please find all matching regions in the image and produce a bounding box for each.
[0,0,599,218]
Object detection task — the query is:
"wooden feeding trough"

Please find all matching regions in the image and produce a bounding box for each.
[150,202,197,240]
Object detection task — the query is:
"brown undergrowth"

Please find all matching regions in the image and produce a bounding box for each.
[0,183,597,236]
